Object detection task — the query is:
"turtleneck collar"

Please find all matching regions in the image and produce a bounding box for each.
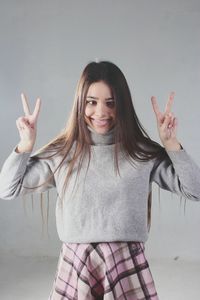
[87,125,115,145]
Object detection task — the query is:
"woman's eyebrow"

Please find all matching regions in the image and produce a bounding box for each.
[86,96,114,100]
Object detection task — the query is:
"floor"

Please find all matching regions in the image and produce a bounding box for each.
[0,255,199,300]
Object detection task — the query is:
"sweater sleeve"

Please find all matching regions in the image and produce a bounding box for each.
[0,147,56,200]
[150,148,200,201]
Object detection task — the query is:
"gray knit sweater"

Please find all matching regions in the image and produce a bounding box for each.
[0,127,200,243]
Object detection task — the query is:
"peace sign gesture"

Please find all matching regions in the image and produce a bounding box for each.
[16,93,41,153]
[151,92,181,151]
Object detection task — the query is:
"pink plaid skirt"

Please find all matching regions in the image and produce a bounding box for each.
[48,241,159,300]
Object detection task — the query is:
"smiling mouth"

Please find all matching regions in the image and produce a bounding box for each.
[91,118,111,126]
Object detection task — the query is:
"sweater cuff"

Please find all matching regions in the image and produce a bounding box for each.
[12,145,32,155]
[8,146,32,167]
[166,147,191,163]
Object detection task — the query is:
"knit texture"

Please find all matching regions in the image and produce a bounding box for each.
[0,129,200,243]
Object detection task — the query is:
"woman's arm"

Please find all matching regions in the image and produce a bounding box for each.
[0,147,56,200]
[150,92,200,200]
[0,93,56,200]
[150,147,200,201]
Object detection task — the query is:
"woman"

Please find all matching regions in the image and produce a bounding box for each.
[0,61,200,300]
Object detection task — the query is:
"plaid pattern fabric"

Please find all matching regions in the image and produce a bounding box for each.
[48,241,159,300]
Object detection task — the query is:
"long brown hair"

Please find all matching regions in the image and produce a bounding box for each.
[31,61,166,227]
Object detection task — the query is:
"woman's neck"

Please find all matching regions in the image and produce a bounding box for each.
[87,125,115,145]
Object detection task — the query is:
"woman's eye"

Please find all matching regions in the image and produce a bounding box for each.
[86,100,96,105]
[106,101,115,108]
[86,100,115,108]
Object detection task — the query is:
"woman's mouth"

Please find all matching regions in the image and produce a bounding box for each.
[91,118,110,126]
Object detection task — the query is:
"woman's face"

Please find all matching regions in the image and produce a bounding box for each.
[84,81,116,134]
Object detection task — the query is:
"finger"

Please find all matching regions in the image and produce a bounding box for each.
[151,96,160,115]
[16,120,23,132]
[168,117,174,129]
[151,96,163,123]
[16,117,30,128]
[165,92,175,114]
[16,117,29,132]
[172,117,178,130]
[161,114,171,130]
[21,93,31,116]
[167,112,175,128]
[32,98,41,121]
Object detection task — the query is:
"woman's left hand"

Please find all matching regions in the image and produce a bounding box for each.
[151,92,181,151]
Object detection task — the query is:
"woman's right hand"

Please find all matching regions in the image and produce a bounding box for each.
[16,93,41,153]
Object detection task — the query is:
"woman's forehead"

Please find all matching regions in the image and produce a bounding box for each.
[87,81,113,98]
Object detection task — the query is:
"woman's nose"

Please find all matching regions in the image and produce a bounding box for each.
[95,103,107,116]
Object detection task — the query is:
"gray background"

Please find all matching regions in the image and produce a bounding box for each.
[0,0,200,263]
